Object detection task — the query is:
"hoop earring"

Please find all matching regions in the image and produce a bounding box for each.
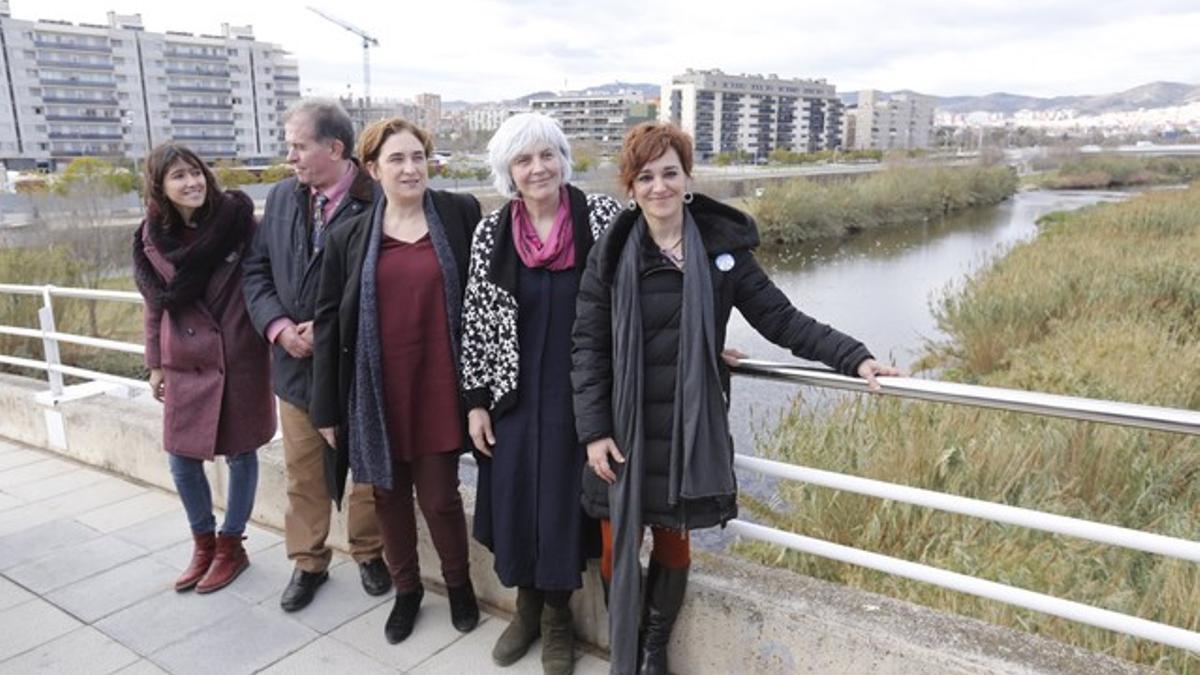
[627,198,639,210]
[682,191,694,204]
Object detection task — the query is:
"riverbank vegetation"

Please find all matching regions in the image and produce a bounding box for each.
[1026,154,1200,189]
[737,186,1200,670]
[749,165,1019,246]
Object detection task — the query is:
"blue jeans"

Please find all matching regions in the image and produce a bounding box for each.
[168,452,259,536]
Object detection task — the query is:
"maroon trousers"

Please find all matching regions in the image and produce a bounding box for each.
[374,452,470,593]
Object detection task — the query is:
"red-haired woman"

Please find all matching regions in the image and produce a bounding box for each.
[571,122,898,675]
[132,143,275,595]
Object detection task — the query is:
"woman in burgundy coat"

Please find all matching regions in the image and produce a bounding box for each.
[133,143,276,594]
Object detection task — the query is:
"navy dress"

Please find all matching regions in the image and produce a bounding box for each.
[473,263,598,590]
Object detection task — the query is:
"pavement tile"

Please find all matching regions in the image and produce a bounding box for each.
[258,635,394,675]
[242,523,284,553]
[0,625,140,674]
[0,501,63,537]
[224,542,306,606]
[76,491,181,533]
[0,597,82,660]
[148,605,316,675]
[5,534,148,594]
[409,613,609,675]
[41,479,147,518]
[0,492,21,511]
[95,587,250,655]
[0,575,34,611]
[6,466,111,502]
[0,517,103,571]
[257,558,392,634]
[46,555,178,623]
[0,458,77,489]
[329,592,487,671]
[0,448,46,472]
[112,659,170,674]
[111,510,190,552]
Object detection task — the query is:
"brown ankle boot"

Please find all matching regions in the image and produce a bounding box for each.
[175,531,216,592]
[196,533,249,594]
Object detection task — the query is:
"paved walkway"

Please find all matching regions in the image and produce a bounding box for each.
[0,438,608,674]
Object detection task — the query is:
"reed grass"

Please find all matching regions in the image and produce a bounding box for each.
[750,165,1018,247]
[739,185,1200,670]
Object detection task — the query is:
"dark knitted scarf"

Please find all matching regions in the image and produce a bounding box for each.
[132,190,254,312]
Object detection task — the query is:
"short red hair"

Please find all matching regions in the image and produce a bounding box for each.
[618,122,694,192]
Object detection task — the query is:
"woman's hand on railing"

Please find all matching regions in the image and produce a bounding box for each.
[148,368,164,402]
[857,358,901,392]
[587,437,625,484]
[318,426,337,449]
[722,348,750,367]
[468,407,495,456]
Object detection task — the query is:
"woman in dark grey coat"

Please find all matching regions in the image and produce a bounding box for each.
[571,122,898,675]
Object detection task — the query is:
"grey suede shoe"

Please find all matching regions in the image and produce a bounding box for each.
[493,587,544,666]
[541,603,575,675]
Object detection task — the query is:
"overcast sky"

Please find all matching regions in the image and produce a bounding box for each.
[11,0,1200,102]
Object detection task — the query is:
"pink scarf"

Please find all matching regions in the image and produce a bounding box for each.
[511,187,575,271]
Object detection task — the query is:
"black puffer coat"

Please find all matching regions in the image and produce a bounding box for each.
[572,194,872,530]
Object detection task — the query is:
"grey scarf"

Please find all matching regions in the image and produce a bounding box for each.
[348,192,464,489]
[608,209,734,674]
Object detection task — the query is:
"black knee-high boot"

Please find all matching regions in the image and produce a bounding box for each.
[638,560,688,675]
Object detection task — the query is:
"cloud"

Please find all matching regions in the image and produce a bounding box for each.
[14,0,1200,101]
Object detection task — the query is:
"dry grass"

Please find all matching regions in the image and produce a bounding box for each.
[749,165,1018,247]
[739,185,1200,671]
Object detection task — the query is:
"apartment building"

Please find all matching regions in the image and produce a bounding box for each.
[530,90,654,152]
[0,1,299,169]
[661,69,843,160]
[841,89,936,151]
[414,92,441,135]
[340,96,420,134]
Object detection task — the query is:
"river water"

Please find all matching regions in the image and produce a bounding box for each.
[723,188,1131,457]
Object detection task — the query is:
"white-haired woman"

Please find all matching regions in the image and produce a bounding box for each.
[461,112,620,674]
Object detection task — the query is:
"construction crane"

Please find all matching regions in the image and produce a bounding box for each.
[307,6,379,107]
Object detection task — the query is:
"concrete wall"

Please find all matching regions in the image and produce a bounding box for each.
[0,372,1152,674]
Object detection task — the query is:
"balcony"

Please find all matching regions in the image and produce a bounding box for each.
[162,50,227,62]
[36,59,114,71]
[274,75,300,82]
[173,134,237,141]
[167,84,233,94]
[170,102,231,110]
[169,118,234,125]
[33,40,110,53]
[44,115,122,123]
[41,96,120,106]
[166,68,231,78]
[39,78,117,88]
[48,132,123,140]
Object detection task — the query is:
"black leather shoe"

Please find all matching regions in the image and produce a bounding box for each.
[359,558,391,596]
[385,585,424,644]
[280,568,328,612]
[447,580,479,633]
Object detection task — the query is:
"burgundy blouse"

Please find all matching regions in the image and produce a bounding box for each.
[376,233,463,462]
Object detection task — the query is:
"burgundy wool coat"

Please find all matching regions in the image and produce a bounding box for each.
[139,216,276,461]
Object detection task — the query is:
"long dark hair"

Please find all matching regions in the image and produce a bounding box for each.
[143,143,224,232]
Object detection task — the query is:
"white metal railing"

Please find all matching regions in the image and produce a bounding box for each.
[0,283,146,396]
[2,284,1199,653]
[727,359,1200,653]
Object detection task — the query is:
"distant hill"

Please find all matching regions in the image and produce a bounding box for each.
[506,81,660,105]
[934,81,1200,115]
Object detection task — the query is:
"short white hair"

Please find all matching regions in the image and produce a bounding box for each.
[487,112,573,198]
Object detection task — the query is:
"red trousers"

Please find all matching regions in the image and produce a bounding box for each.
[373,452,470,593]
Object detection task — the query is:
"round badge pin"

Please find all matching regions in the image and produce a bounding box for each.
[715,253,735,272]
